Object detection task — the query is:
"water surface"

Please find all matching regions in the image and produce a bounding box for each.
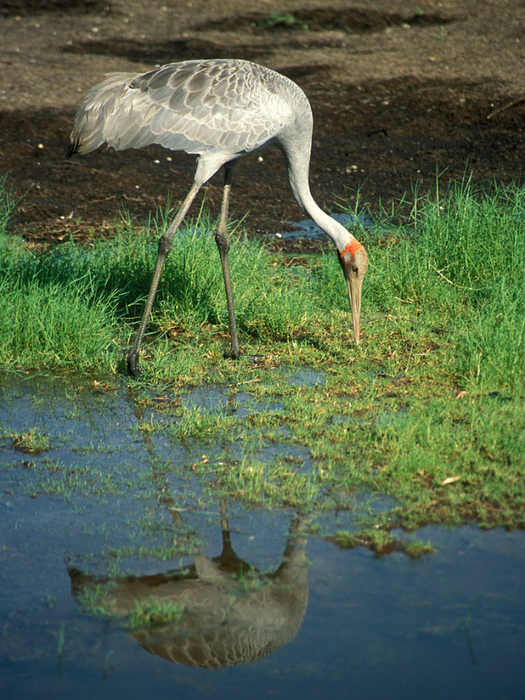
[1,375,524,699]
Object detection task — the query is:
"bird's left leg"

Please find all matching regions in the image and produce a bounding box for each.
[127,179,202,375]
[216,160,241,359]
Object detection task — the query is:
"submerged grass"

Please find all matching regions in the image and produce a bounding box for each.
[126,599,185,630]
[7,427,51,454]
[1,176,524,534]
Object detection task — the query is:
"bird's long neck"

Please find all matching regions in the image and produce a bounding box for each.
[282,138,356,253]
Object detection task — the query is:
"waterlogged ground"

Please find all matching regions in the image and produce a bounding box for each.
[1,374,525,699]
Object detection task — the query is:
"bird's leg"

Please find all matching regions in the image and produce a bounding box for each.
[216,162,241,360]
[127,180,202,376]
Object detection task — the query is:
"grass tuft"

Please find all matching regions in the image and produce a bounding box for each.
[126,598,185,630]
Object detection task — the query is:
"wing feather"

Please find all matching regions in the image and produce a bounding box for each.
[68,59,298,159]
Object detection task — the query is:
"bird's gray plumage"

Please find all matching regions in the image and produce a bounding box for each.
[68,59,310,168]
[67,58,367,374]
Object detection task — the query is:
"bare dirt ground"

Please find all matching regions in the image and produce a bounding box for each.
[2,0,525,249]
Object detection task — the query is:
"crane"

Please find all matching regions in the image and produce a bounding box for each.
[67,58,368,375]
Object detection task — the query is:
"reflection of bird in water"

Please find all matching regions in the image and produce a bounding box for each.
[68,514,309,668]
[67,58,368,375]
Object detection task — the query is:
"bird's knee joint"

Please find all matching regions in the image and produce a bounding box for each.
[215,229,230,254]
[158,235,173,256]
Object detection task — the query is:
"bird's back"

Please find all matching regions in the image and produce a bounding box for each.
[68,59,312,162]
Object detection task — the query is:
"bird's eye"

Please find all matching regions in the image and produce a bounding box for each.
[352,266,359,274]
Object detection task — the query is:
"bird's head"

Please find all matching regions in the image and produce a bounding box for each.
[338,240,368,346]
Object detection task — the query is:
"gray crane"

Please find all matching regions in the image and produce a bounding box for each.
[67,58,368,375]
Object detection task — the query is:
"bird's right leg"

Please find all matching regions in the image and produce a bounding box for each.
[127,180,202,376]
[215,162,241,360]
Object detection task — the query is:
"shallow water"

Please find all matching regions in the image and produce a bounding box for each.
[279,213,374,241]
[1,375,524,699]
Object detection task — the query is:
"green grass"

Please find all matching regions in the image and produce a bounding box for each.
[1,175,524,533]
[331,529,435,557]
[0,202,316,372]
[126,598,185,630]
[7,427,51,454]
[261,12,309,30]
[316,177,525,394]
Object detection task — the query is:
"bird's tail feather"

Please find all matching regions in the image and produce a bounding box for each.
[65,72,137,159]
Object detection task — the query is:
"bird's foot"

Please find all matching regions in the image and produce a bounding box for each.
[224,346,241,360]
[127,352,143,377]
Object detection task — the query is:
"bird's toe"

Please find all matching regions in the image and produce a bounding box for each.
[127,354,143,377]
[224,347,242,360]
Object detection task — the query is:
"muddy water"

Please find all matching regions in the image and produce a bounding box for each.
[1,375,524,699]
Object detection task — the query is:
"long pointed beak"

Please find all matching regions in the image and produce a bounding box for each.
[345,275,363,346]
[339,245,368,346]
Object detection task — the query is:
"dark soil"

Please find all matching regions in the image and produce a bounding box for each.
[1,0,525,249]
